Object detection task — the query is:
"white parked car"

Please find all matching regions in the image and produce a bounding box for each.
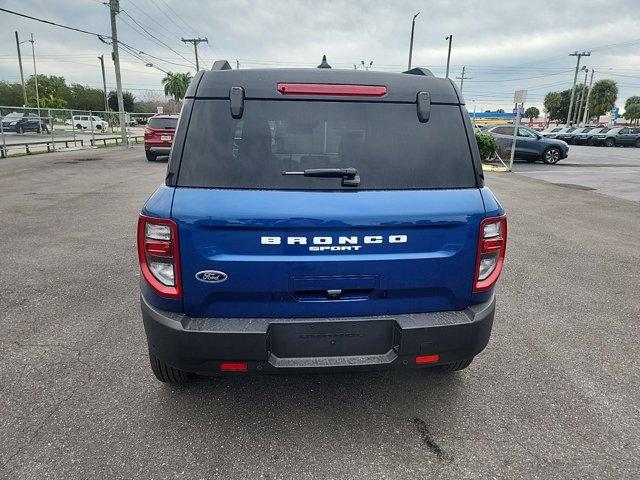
[65,115,109,131]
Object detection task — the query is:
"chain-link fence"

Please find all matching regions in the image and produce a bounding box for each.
[0,105,159,157]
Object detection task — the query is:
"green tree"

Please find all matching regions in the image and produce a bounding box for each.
[162,72,192,102]
[496,108,505,113]
[624,96,640,125]
[623,103,640,125]
[68,84,106,111]
[543,91,563,121]
[40,94,68,109]
[108,90,135,112]
[525,106,540,122]
[26,74,71,105]
[588,79,618,118]
[0,81,25,106]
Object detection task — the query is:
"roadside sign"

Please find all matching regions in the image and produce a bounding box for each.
[157,106,164,114]
[514,90,527,103]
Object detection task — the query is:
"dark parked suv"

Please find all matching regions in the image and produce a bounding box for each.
[1,111,50,133]
[590,127,640,147]
[486,125,569,164]
[138,61,507,383]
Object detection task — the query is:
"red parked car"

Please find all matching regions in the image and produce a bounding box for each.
[144,115,179,161]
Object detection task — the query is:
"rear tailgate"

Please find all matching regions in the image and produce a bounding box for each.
[172,188,484,318]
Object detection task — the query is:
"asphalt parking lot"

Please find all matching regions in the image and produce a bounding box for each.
[512,144,640,202]
[1,146,638,479]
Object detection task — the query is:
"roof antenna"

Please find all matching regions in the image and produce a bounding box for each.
[317,55,331,69]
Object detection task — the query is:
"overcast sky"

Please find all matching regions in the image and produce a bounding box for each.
[1,0,639,111]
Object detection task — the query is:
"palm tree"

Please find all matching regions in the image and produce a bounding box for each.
[162,72,192,103]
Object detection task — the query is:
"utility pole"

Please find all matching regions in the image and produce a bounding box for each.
[445,35,453,78]
[567,51,591,126]
[28,34,40,116]
[109,0,127,145]
[98,55,109,113]
[181,37,208,71]
[575,68,589,125]
[456,66,471,92]
[582,69,595,125]
[15,32,27,106]
[407,12,419,70]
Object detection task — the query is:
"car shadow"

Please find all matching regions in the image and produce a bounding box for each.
[152,369,471,458]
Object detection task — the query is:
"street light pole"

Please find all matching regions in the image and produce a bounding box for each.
[407,12,420,70]
[445,35,453,78]
[109,0,128,145]
[567,51,591,126]
[582,69,595,125]
[98,55,109,113]
[575,68,589,125]
[15,31,28,107]
[29,33,40,117]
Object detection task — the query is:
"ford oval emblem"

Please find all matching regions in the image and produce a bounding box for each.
[195,270,228,283]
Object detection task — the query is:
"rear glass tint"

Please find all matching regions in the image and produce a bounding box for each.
[149,117,178,129]
[177,100,476,190]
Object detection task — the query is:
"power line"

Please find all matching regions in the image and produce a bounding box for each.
[119,9,195,67]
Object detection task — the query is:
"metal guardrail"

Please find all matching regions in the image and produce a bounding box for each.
[0,135,144,158]
[0,105,162,158]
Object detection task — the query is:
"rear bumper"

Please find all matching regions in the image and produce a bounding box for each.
[146,146,172,154]
[141,294,496,375]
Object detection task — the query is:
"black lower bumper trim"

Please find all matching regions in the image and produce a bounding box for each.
[141,294,496,375]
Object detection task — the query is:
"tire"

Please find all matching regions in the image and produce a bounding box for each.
[75,124,83,130]
[604,138,615,147]
[635,138,640,148]
[149,352,194,384]
[16,125,23,134]
[146,151,157,162]
[438,358,474,372]
[542,147,561,164]
[96,124,102,131]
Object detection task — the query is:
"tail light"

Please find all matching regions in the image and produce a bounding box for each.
[137,215,181,298]
[473,216,507,292]
[144,127,153,138]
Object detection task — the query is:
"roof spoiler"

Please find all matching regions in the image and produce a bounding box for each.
[212,60,232,71]
[403,67,434,77]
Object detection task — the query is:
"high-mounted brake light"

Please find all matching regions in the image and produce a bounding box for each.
[137,215,182,298]
[277,83,387,97]
[473,216,507,292]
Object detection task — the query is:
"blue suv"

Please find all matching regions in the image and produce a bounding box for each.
[138,61,507,383]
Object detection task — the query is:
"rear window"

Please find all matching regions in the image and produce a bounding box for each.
[177,100,476,190]
[149,117,178,129]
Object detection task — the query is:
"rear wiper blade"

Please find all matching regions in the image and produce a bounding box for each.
[281,168,360,187]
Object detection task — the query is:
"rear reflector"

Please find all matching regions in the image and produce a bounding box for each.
[220,361,248,372]
[416,354,440,365]
[277,83,387,97]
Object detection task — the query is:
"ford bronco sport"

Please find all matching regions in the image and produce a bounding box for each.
[138,60,507,383]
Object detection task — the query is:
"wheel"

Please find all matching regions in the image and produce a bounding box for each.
[75,124,83,130]
[96,124,102,130]
[542,147,561,164]
[16,125,23,134]
[146,151,157,162]
[635,138,640,148]
[604,138,615,147]
[438,358,473,372]
[149,352,194,384]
